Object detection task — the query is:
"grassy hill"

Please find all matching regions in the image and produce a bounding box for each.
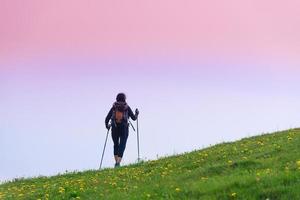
[1,129,300,200]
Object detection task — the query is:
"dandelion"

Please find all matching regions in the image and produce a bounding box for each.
[58,187,65,193]
[296,161,300,166]
[231,192,237,197]
[257,141,264,146]
[175,188,181,192]
[228,160,233,165]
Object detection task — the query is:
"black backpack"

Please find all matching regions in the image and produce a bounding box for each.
[112,102,128,125]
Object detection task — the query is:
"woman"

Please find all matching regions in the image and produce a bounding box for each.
[105,93,139,167]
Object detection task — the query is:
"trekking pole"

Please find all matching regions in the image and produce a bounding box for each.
[136,116,140,162]
[99,126,110,170]
[129,121,136,132]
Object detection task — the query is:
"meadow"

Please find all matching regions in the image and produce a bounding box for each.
[1,128,300,199]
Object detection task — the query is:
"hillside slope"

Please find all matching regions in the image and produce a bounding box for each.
[1,129,300,200]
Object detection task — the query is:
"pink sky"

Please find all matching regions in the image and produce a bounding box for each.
[1,0,300,68]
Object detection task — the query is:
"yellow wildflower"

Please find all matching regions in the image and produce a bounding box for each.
[58,187,65,193]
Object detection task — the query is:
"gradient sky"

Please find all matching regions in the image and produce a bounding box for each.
[1,0,300,182]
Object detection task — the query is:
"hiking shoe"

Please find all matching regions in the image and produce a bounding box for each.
[114,163,120,168]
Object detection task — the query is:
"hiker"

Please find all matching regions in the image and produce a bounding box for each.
[105,93,139,168]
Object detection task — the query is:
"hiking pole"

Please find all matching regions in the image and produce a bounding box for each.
[129,121,136,132]
[99,125,110,170]
[136,116,140,162]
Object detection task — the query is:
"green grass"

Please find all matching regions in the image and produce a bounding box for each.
[1,129,300,200]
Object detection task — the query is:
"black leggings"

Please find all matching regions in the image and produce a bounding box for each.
[111,124,129,158]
